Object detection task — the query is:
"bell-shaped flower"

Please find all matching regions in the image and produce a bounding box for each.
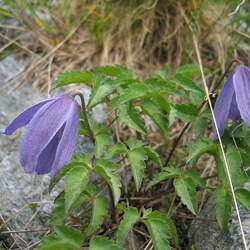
[1,94,79,178]
[213,65,250,140]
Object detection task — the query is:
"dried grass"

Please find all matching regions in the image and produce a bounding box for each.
[0,0,239,88]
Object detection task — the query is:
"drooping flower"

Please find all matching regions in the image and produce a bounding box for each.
[1,94,79,178]
[213,65,250,140]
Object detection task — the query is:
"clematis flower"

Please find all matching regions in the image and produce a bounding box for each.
[1,94,79,178]
[213,65,250,140]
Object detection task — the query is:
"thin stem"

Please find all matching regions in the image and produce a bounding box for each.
[173,214,216,222]
[107,185,118,225]
[72,92,95,142]
[1,228,49,234]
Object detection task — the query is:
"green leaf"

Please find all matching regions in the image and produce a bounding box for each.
[54,70,93,88]
[50,193,66,226]
[116,207,139,246]
[126,138,147,150]
[65,166,89,213]
[226,148,248,187]
[144,211,179,248]
[105,142,128,159]
[172,103,199,122]
[92,122,111,158]
[109,80,184,112]
[89,236,124,250]
[216,184,232,231]
[146,169,181,190]
[144,146,162,167]
[94,65,133,78]
[143,211,172,250]
[154,64,170,80]
[176,64,201,77]
[95,159,121,205]
[187,138,218,165]
[84,197,109,237]
[88,78,116,108]
[171,74,203,93]
[128,147,148,191]
[174,177,197,214]
[191,116,208,136]
[36,226,83,250]
[118,102,146,134]
[140,100,168,137]
[185,168,206,188]
[235,188,250,213]
[144,78,185,97]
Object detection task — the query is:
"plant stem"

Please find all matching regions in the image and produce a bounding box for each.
[72,92,95,142]
[107,185,118,225]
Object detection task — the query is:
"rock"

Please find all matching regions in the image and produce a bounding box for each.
[188,183,250,250]
[0,56,106,248]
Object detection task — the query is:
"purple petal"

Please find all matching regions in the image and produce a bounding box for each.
[20,95,77,174]
[228,93,240,120]
[49,101,80,178]
[212,74,235,140]
[35,124,65,174]
[1,98,55,135]
[233,65,250,126]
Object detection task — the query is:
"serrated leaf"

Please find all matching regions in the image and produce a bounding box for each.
[176,64,201,77]
[187,138,218,165]
[116,207,139,246]
[94,65,133,78]
[128,147,148,191]
[144,211,179,248]
[105,142,128,159]
[36,226,83,250]
[51,193,66,226]
[171,74,203,93]
[146,170,181,190]
[155,96,171,113]
[172,103,199,122]
[95,159,121,204]
[144,146,162,167]
[109,80,184,112]
[92,122,111,158]
[84,197,109,237]
[65,166,89,213]
[185,168,206,188]
[144,78,185,97]
[174,177,197,214]
[140,100,168,136]
[216,184,232,231]
[88,78,116,108]
[118,102,146,134]
[143,211,172,250]
[235,188,250,212]
[89,236,124,250]
[191,116,208,136]
[54,70,93,88]
[126,138,147,150]
[226,148,248,187]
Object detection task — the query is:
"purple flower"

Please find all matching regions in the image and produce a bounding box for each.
[213,65,250,140]
[1,94,79,178]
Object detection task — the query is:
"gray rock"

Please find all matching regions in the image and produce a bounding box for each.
[0,56,105,249]
[189,183,250,250]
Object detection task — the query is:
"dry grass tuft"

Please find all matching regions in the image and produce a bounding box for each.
[0,0,244,89]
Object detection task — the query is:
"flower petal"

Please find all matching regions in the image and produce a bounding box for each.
[228,93,240,120]
[35,124,65,174]
[1,98,55,135]
[233,65,250,125]
[49,101,79,178]
[20,95,77,173]
[213,74,235,140]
